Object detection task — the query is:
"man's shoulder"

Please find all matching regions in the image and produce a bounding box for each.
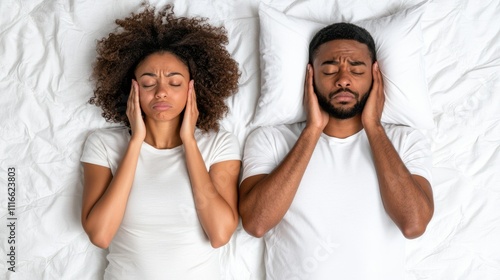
[244,122,304,152]
[382,123,430,152]
[249,122,305,139]
[382,123,425,138]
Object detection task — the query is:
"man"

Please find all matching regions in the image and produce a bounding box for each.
[239,23,434,279]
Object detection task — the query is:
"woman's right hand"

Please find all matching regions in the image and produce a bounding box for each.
[126,80,146,142]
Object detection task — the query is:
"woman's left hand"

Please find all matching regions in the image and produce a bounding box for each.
[180,80,199,143]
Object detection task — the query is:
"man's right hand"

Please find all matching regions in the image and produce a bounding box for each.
[304,64,329,132]
[239,65,327,237]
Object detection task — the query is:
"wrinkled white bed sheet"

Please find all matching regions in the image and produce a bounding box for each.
[0,0,499,279]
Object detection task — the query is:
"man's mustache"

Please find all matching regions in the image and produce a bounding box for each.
[328,88,359,99]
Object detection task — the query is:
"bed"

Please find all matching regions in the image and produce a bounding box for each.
[1,0,499,279]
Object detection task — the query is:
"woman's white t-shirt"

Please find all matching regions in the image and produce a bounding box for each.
[81,126,240,280]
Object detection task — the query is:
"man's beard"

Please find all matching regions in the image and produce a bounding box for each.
[314,84,371,119]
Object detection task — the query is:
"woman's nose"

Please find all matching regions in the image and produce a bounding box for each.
[155,83,168,98]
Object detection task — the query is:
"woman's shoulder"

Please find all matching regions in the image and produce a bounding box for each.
[85,126,130,146]
[81,126,130,167]
[195,127,237,143]
[195,127,240,154]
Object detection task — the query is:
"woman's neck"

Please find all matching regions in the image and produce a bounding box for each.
[143,117,183,149]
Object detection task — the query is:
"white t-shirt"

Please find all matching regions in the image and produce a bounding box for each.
[242,122,432,280]
[81,126,240,280]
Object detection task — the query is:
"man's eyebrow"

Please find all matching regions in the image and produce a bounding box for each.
[349,61,366,66]
[320,60,339,66]
[320,60,366,66]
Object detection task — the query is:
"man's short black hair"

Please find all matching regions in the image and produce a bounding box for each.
[308,22,377,64]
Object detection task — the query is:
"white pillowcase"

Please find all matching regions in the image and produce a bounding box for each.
[253,1,434,129]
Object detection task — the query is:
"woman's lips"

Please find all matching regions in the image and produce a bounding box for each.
[152,102,172,111]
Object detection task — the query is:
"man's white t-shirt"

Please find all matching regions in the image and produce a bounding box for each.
[242,122,432,280]
[81,126,240,280]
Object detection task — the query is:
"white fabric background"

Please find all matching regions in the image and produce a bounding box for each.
[0,0,499,279]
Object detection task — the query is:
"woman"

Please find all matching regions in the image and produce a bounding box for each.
[80,4,241,279]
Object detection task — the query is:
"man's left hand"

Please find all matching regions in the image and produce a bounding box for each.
[362,62,385,129]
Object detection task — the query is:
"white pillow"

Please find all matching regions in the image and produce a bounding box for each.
[253,1,434,129]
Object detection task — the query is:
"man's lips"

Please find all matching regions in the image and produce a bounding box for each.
[331,92,356,102]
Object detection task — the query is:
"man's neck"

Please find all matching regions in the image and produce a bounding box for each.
[322,114,363,139]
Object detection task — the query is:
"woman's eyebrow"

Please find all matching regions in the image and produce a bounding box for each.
[166,72,184,77]
[140,72,157,77]
[139,72,184,77]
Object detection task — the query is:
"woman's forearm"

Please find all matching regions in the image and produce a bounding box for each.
[82,139,142,248]
[183,139,239,248]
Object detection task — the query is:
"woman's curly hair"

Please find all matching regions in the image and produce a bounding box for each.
[90,3,240,132]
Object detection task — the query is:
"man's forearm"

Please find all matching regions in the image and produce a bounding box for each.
[365,124,433,238]
[239,126,322,237]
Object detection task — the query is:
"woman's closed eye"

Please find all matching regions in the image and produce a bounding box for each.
[142,83,156,88]
[139,77,156,88]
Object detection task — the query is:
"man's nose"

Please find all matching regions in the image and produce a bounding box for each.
[335,70,351,88]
